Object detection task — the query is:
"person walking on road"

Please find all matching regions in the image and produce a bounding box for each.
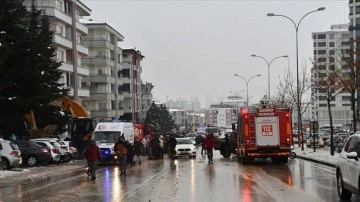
[168,134,177,159]
[114,136,128,176]
[81,139,102,180]
[204,132,215,162]
[159,135,164,159]
[133,137,142,165]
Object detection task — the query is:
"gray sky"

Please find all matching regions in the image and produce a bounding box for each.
[82,0,348,107]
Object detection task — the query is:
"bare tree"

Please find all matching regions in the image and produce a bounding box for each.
[273,63,311,127]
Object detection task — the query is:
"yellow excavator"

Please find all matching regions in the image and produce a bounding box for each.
[25,96,95,152]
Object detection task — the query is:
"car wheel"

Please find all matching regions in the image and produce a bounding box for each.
[337,171,352,200]
[62,153,71,162]
[1,158,10,170]
[27,156,39,167]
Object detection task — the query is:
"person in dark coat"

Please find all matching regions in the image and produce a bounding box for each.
[204,133,215,162]
[125,140,135,166]
[81,139,102,180]
[133,138,142,165]
[151,135,160,160]
[168,135,177,159]
[114,136,128,176]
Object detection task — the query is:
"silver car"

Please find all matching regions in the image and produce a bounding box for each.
[0,139,22,170]
[30,140,61,163]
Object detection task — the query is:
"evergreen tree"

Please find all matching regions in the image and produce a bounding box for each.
[0,1,68,135]
[145,102,176,133]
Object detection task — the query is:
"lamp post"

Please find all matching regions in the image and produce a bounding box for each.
[251,54,288,99]
[234,74,261,106]
[267,7,325,151]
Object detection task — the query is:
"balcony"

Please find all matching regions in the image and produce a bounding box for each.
[82,56,115,67]
[77,43,88,55]
[68,87,90,98]
[84,74,115,83]
[90,110,117,118]
[76,22,88,35]
[82,38,115,50]
[54,34,72,49]
[90,92,115,100]
[121,92,132,98]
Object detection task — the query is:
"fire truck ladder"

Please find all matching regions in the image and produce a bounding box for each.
[248,109,256,148]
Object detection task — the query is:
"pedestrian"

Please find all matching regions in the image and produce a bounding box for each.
[168,134,177,159]
[133,137,142,165]
[204,132,215,162]
[152,135,160,160]
[81,139,102,180]
[159,135,164,159]
[201,135,206,155]
[114,136,128,176]
[125,140,135,166]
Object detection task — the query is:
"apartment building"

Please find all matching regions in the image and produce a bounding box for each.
[140,82,154,122]
[121,48,145,123]
[81,19,125,120]
[23,0,91,100]
[311,24,352,128]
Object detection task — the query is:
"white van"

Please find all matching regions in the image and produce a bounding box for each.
[92,122,134,162]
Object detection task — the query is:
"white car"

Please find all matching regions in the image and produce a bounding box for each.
[336,133,360,200]
[58,140,79,159]
[0,139,22,170]
[306,134,324,148]
[174,138,196,158]
[30,138,73,162]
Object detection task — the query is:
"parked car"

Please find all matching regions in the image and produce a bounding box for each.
[173,138,196,158]
[0,139,22,170]
[336,133,360,200]
[58,140,79,159]
[29,140,61,163]
[12,140,52,166]
[31,138,72,162]
[306,133,324,148]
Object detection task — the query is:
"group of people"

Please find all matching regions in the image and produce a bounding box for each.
[143,134,165,160]
[81,132,221,180]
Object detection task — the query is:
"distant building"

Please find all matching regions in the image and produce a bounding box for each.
[140,82,154,122]
[311,24,352,128]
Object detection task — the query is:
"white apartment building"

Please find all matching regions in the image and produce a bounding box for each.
[311,24,353,129]
[141,82,154,122]
[81,19,125,120]
[23,0,91,100]
[121,48,144,123]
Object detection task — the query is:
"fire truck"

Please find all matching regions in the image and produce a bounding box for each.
[235,101,292,164]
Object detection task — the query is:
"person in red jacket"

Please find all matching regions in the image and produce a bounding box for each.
[204,132,215,162]
[81,139,103,180]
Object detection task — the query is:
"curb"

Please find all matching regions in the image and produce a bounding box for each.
[296,155,336,168]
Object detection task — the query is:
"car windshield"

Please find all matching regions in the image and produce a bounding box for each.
[93,132,121,143]
[176,138,192,144]
[187,133,197,138]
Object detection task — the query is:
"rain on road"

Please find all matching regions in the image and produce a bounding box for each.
[1,148,359,202]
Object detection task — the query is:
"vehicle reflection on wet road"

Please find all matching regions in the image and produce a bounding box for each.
[1,148,359,202]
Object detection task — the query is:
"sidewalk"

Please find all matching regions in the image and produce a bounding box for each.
[293,145,339,168]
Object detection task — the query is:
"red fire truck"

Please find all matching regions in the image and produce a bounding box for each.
[236,105,292,164]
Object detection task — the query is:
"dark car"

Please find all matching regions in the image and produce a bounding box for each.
[12,140,52,166]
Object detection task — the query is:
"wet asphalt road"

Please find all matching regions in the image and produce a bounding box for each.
[1,147,360,202]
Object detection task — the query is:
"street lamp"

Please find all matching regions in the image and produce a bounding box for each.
[267,7,325,151]
[251,54,288,99]
[234,74,261,106]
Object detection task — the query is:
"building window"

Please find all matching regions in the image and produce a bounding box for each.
[318,34,326,39]
[56,50,64,62]
[56,0,63,11]
[66,72,74,87]
[356,5,360,14]
[55,25,64,36]
[314,50,317,55]
[319,104,327,107]
[318,50,326,55]
[99,103,107,110]
[329,42,334,47]
[329,34,334,40]
[318,42,326,47]
[317,57,326,63]
[329,50,335,55]
[313,42,317,47]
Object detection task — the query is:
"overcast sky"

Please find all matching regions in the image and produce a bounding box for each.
[82,0,348,107]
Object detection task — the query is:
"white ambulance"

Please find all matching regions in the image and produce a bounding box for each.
[92,122,134,162]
